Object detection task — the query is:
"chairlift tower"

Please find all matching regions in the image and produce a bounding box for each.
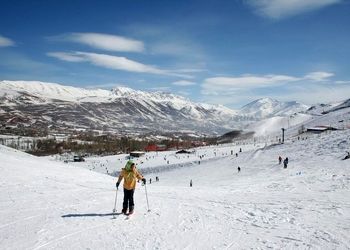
[281,128,285,144]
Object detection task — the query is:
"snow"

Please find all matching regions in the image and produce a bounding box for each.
[0,80,113,103]
[1,128,350,249]
[306,101,345,115]
[0,80,223,111]
[246,113,312,137]
[61,143,258,176]
[0,80,237,123]
[240,97,309,118]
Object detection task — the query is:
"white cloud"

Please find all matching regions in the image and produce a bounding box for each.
[47,52,86,62]
[47,51,190,77]
[172,80,197,86]
[52,33,144,52]
[304,71,334,81]
[77,52,164,73]
[202,74,300,94]
[202,71,335,94]
[246,0,341,19]
[335,80,350,84]
[0,35,15,47]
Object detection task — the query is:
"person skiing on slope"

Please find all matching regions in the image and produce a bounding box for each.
[116,160,146,215]
[283,157,289,169]
[278,156,282,164]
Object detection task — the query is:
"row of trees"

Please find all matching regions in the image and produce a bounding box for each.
[27,135,217,156]
[28,137,146,156]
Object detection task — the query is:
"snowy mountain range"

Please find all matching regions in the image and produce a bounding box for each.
[2,80,347,136]
[0,80,238,135]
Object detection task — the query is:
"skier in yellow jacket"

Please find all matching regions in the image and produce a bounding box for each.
[116,160,146,215]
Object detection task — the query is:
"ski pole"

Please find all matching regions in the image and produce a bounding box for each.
[144,183,151,212]
[112,187,118,214]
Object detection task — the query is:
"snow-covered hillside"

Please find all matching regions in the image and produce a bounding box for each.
[304,98,350,116]
[1,129,350,249]
[240,98,309,119]
[242,103,350,138]
[245,113,312,137]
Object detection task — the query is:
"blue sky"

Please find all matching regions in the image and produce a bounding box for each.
[0,0,349,108]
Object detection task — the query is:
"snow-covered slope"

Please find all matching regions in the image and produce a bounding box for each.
[245,113,313,137]
[326,98,350,113]
[305,102,342,115]
[1,128,350,249]
[239,98,309,119]
[243,103,350,138]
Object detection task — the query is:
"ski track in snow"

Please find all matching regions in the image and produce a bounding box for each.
[1,130,350,249]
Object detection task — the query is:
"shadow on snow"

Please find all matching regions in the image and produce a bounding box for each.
[62,212,121,218]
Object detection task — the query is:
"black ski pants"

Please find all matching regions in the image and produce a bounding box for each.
[123,188,135,211]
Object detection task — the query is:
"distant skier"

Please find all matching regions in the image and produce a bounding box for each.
[156,176,159,182]
[342,151,350,160]
[190,179,192,187]
[236,153,238,157]
[149,178,152,184]
[237,166,241,173]
[239,148,242,153]
[283,157,289,169]
[116,160,146,215]
[278,156,282,165]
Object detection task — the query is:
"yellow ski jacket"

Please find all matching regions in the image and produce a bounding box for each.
[117,167,144,190]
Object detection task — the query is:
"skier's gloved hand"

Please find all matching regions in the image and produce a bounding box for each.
[142,178,146,185]
[116,182,120,189]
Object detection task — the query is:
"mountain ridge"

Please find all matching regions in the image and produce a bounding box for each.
[0,80,314,136]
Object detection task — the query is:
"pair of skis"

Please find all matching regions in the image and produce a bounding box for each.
[111,212,132,220]
[112,184,151,219]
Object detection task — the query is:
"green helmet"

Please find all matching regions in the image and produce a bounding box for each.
[125,160,134,171]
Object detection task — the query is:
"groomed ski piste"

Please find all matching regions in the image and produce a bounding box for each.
[1,130,350,249]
